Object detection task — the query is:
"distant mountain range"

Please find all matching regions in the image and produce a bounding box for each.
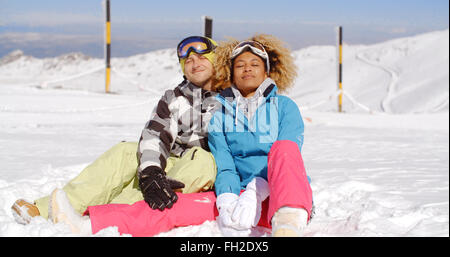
[0,29,448,114]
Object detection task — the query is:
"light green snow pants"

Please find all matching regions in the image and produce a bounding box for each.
[35,142,217,219]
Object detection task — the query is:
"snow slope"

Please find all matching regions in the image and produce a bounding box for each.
[0,29,448,237]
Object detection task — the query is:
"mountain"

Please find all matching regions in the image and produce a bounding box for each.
[291,29,449,114]
[0,29,448,237]
[0,29,448,114]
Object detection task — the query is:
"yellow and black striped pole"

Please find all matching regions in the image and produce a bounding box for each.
[105,0,111,93]
[203,16,213,38]
[337,26,343,112]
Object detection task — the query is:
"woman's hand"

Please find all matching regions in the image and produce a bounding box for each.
[216,177,270,236]
[231,177,270,229]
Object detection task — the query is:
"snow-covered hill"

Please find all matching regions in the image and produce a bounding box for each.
[0,29,448,237]
[291,29,449,114]
[0,29,448,114]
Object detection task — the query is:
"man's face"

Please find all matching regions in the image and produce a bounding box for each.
[183,53,214,89]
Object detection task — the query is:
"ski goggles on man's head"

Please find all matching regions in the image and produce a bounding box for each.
[231,41,270,74]
[177,36,217,60]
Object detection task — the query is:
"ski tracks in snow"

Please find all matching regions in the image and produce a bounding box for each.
[356,50,400,113]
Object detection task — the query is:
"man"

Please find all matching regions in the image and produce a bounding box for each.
[12,36,221,224]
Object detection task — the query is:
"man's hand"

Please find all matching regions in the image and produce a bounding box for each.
[139,166,185,211]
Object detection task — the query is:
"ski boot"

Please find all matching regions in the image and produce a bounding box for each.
[11,199,40,225]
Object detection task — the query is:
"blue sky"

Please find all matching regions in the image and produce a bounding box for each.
[0,0,448,57]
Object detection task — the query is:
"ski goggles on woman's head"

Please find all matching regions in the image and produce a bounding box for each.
[231,41,270,74]
[177,36,217,60]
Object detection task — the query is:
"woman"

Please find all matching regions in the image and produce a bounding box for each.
[209,34,313,236]
[48,34,313,237]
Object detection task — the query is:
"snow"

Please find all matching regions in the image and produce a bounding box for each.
[0,29,448,237]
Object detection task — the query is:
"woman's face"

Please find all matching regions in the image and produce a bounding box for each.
[232,51,268,98]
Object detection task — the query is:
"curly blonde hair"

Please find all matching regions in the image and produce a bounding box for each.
[212,34,298,92]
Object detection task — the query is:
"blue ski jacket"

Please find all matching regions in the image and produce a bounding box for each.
[208,78,305,196]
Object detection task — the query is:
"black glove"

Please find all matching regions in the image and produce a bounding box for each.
[139,166,185,211]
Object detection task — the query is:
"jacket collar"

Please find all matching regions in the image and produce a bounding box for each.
[219,78,277,102]
[218,78,278,126]
[178,79,217,101]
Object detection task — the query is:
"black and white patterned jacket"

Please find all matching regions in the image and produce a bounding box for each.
[137,79,220,177]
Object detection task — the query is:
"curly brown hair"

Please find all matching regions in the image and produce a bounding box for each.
[212,34,298,93]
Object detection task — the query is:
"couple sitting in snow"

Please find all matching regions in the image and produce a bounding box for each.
[12,34,313,237]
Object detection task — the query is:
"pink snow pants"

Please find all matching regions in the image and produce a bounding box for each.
[86,140,313,236]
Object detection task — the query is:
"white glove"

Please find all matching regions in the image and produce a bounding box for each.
[231,177,270,230]
[216,193,252,237]
[216,193,239,228]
